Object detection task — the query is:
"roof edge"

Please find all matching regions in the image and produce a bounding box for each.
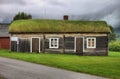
[9,32,110,34]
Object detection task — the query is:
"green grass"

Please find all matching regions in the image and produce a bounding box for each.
[9,19,110,33]
[0,50,120,79]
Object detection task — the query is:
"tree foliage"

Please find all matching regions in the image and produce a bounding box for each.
[13,12,32,21]
[109,25,116,41]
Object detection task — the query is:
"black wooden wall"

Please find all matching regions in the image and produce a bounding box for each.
[96,36,108,49]
[65,37,74,49]
[11,39,30,52]
[11,41,17,52]
[18,39,30,52]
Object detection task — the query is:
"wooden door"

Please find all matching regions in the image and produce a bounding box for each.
[76,38,83,55]
[32,38,40,53]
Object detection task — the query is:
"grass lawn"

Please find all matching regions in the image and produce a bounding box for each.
[0,50,120,79]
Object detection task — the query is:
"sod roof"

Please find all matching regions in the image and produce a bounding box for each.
[9,19,111,33]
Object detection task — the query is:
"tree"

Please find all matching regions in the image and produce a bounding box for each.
[109,25,116,41]
[13,12,32,21]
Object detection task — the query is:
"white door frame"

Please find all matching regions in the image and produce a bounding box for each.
[31,37,41,53]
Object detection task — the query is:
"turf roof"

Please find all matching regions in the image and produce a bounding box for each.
[9,19,111,33]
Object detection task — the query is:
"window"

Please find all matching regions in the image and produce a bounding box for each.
[87,38,96,48]
[49,38,59,48]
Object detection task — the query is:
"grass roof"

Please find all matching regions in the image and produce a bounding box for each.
[9,19,111,33]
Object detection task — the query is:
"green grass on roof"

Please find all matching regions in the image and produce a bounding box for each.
[9,19,111,33]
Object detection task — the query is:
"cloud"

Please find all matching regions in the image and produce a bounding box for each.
[43,0,65,6]
[67,0,120,27]
[0,0,26,5]
[0,0,120,28]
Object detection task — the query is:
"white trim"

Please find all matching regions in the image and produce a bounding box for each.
[87,37,96,48]
[74,37,84,52]
[74,37,76,52]
[83,37,85,52]
[49,38,59,48]
[31,37,41,53]
[11,37,18,41]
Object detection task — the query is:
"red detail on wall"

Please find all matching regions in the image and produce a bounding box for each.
[0,37,10,49]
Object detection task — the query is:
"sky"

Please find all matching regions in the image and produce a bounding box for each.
[0,0,120,28]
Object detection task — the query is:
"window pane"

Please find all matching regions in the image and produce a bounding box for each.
[88,39,91,47]
[51,44,53,47]
[92,43,94,47]
[54,39,57,41]
[88,39,91,42]
[51,39,53,41]
[92,39,94,47]
[88,42,91,46]
[50,38,58,48]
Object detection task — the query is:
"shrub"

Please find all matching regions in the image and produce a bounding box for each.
[109,40,120,51]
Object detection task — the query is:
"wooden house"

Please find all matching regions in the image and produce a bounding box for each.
[0,23,10,49]
[9,17,111,55]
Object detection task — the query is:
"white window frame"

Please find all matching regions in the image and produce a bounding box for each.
[49,38,59,48]
[87,37,96,48]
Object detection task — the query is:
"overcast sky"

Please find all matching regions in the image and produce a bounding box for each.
[0,0,120,27]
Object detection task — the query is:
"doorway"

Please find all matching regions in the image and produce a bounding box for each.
[31,37,40,53]
[76,38,83,55]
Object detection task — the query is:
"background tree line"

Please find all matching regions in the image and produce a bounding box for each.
[13,12,32,21]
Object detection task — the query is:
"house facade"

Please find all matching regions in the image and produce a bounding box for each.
[9,18,111,55]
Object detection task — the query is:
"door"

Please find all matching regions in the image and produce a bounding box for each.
[76,38,83,55]
[32,38,40,53]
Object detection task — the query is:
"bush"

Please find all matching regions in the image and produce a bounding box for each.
[109,41,120,51]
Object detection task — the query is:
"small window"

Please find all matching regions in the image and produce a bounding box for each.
[49,38,59,48]
[87,38,96,48]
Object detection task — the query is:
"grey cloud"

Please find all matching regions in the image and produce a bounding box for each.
[43,0,65,6]
[0,0,120,29]
[0,0,26,5]
[72,1,120,20]
[66,0,120,28]
[0,11,13,23]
